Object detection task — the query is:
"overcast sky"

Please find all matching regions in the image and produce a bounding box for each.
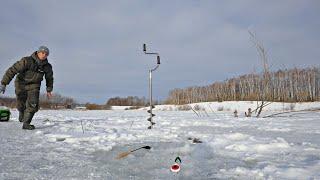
[0,0,319,104]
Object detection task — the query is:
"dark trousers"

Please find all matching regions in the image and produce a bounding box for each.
[15,85,40,115]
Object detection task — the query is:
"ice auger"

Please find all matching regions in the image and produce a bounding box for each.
[143,44,161,129]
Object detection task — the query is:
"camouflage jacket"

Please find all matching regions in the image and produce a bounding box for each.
[1,52,54,92]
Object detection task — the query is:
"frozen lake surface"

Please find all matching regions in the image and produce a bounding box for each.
[1,105,320,179]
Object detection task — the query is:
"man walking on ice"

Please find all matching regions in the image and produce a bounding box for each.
[0,46,54,130]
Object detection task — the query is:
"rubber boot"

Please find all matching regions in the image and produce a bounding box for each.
[18,111,24,122]
[22,112,35,130]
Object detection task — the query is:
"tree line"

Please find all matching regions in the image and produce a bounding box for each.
[39,93,76,109]
[106,96,159,106]
[165,67,320,105]
[0,93,76,109]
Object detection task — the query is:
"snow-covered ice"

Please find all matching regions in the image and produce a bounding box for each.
[0,102,320,179]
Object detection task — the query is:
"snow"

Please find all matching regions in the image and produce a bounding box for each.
[0,106,10,110]
[0,101,320,179]
[111,106,132,110]
[152,101,320,113]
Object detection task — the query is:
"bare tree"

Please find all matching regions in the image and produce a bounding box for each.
[248,30,271,117]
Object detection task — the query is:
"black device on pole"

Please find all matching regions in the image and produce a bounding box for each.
[143,44,161,129]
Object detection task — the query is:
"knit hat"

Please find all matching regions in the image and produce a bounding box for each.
[37,46,49,56]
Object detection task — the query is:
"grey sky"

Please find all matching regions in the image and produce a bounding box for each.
[1,0,319,103]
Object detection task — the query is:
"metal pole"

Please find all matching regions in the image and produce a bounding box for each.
[149,70,152,123]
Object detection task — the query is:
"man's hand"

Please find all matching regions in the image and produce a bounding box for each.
[0,84,6,94]
[47,92,53,99]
